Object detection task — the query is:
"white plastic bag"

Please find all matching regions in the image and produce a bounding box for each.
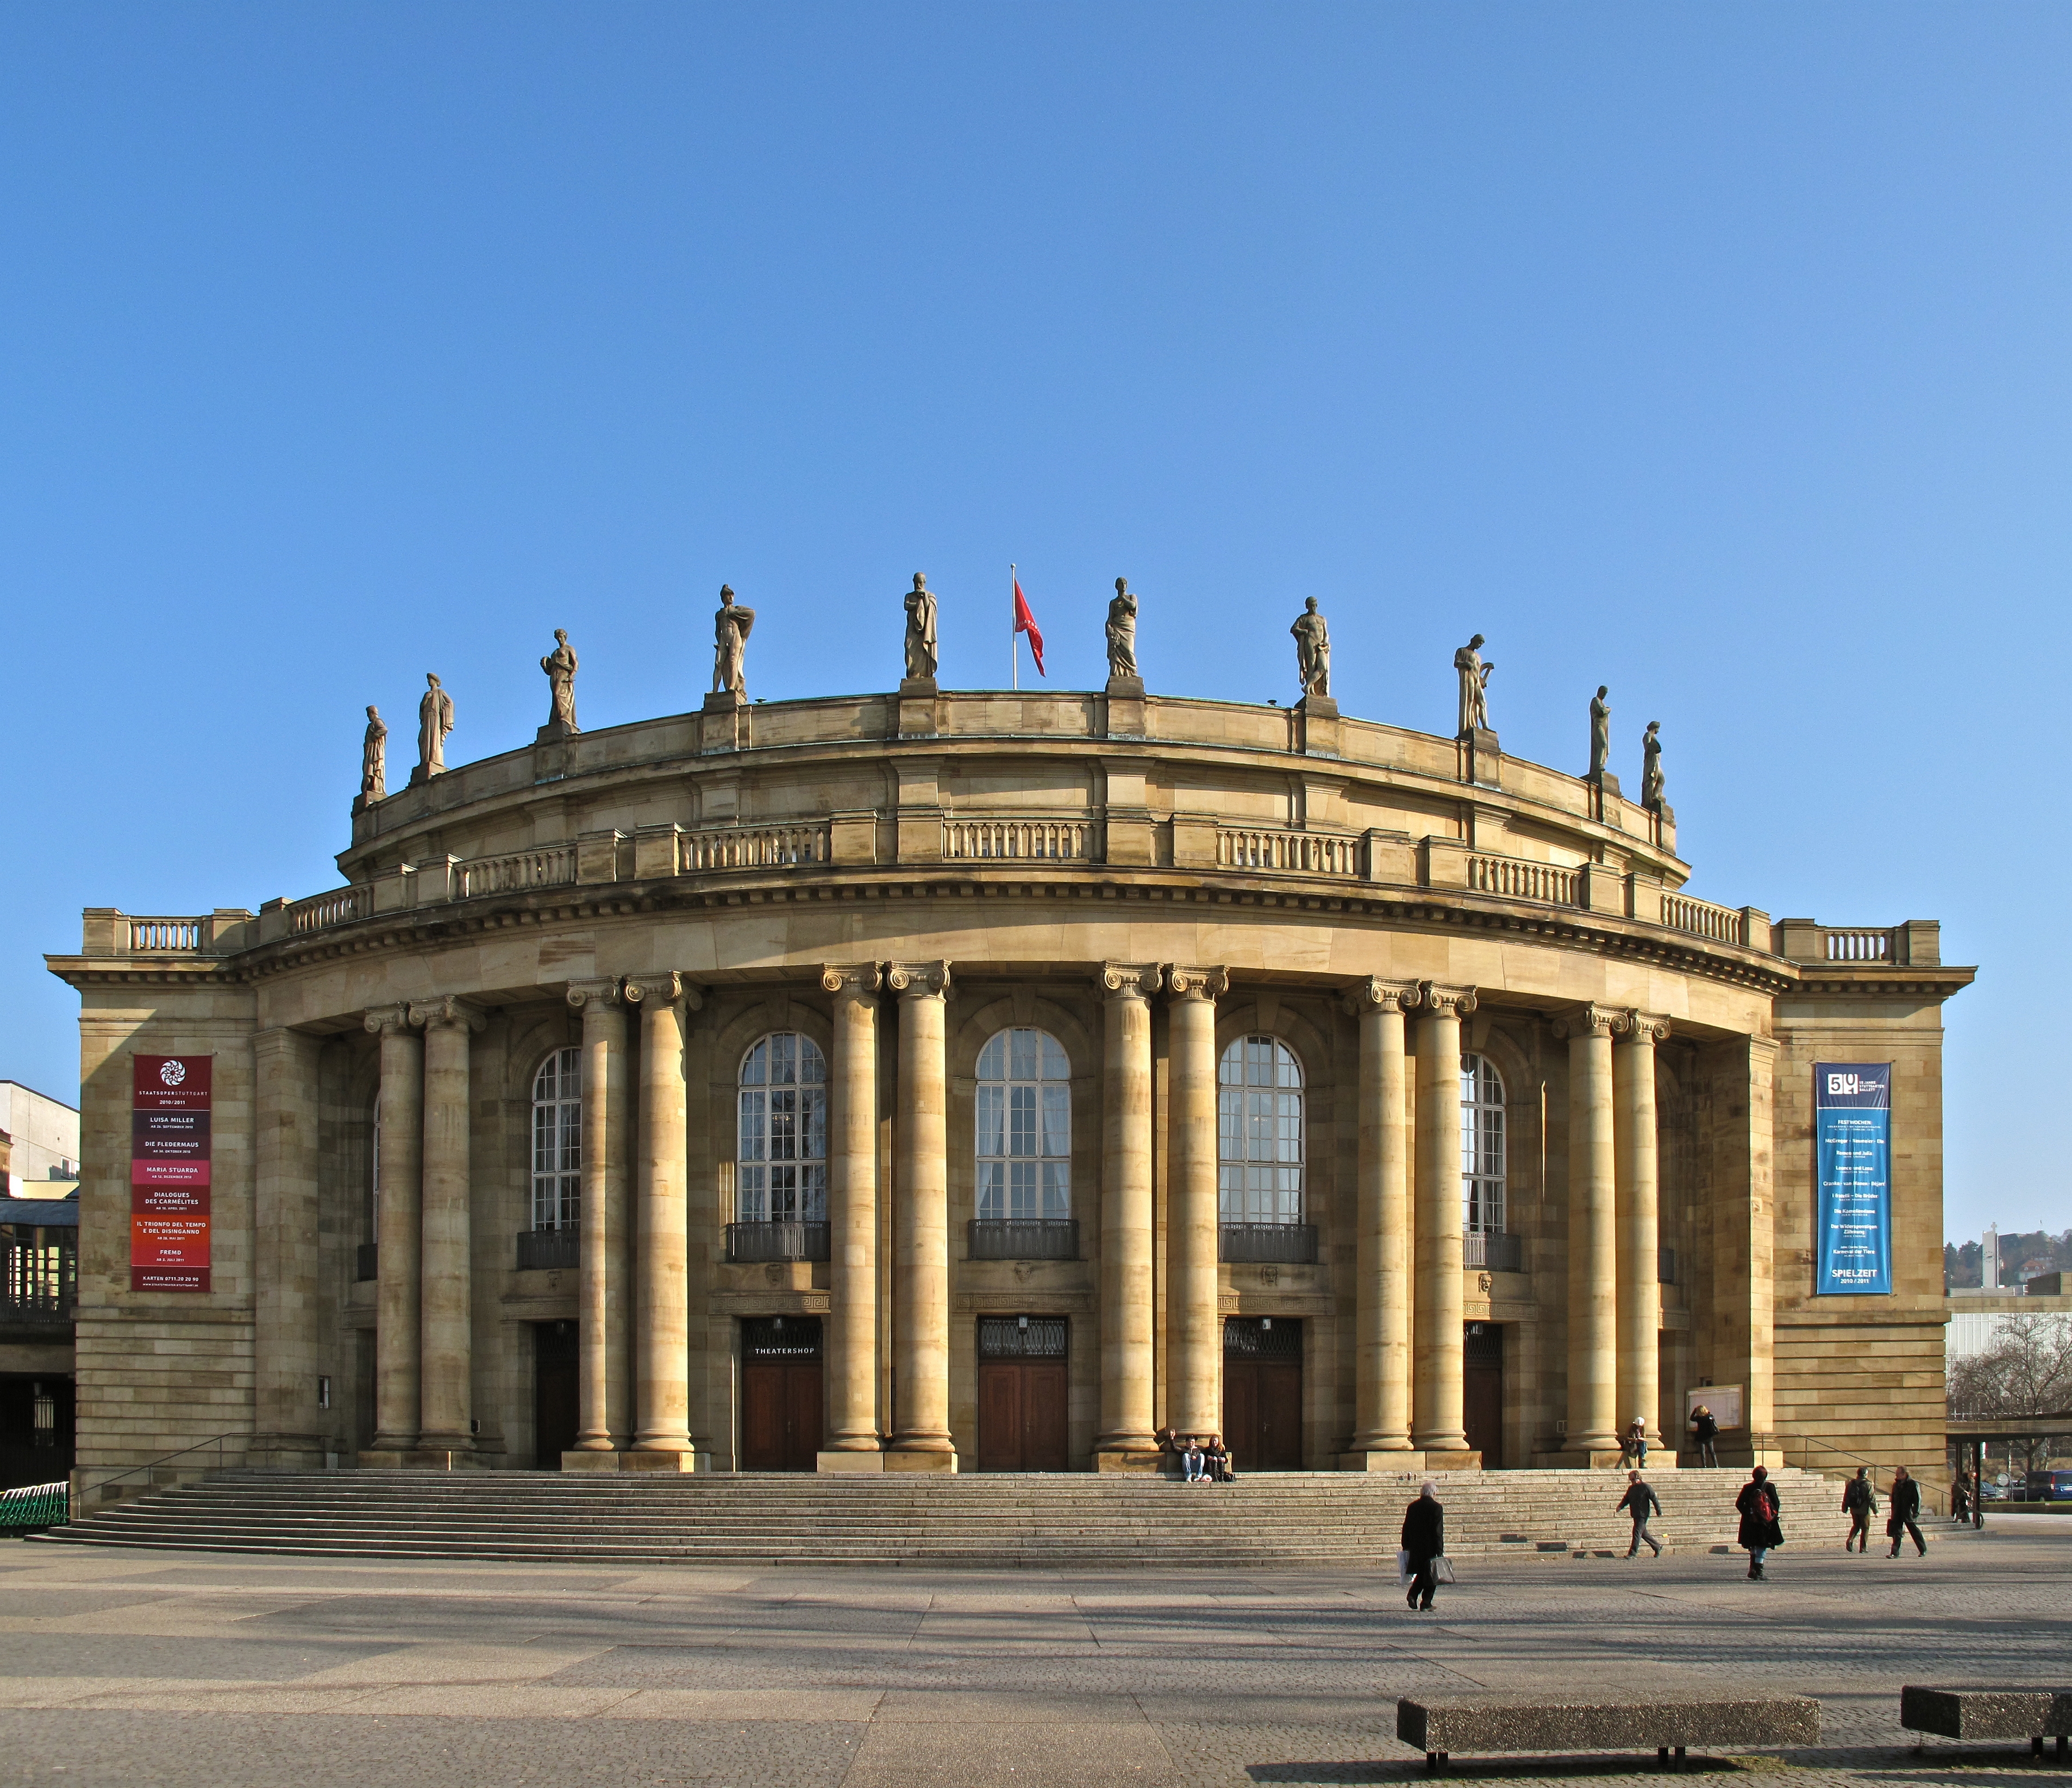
[1397,1548,1411,1587]
[1432,1555,1457,1585]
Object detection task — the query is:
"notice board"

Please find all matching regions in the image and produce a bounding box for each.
[131,1054,212,1291]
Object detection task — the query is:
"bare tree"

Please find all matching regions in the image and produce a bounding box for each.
[1949,1313,2072,1481]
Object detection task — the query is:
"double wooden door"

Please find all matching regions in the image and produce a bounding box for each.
[1463,1321,1504,1469]
[741,1316,824,1471]
[533,1321,578,1469]
[1222,1317,1301,1470]
[976,1316,1069,1472]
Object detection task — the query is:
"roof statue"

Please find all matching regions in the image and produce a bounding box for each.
[1106,579,1139,682]
[540,630,580,737]
[414,674,454,783]
[904,573,938,682]
[712,587,756,697]
[1455,634,1493,736]
[1291,597,1330,700]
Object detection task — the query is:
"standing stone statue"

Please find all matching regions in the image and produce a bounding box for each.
[415,673,454,781]
[1642,720,1667,811]
[1589,686,1611,780]
[903,573,938,682]
[359,706,387,802]
[540,629,580,736]
[1455,634,1493,736]
[1291,597,1331,700]
[1106,578,1139,681]
[712,586,756,696]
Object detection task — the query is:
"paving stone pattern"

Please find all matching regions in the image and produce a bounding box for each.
[1,1517,2067,1786]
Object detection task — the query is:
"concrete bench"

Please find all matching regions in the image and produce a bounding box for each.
[1396,1692,1820,1772]
[1901,1686,2072,1760]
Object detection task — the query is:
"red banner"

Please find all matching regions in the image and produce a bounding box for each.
[132,1055,212,1292]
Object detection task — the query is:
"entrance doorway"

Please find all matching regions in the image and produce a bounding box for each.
[741,1315,823,1471]
[0,1376,74,1490]
[1222,1317,1301,1470]
[976,1315,1069,1471]
[533,1320,578,1468]
[1464,1321,1504,1468]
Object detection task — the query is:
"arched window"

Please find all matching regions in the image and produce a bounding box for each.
[738,1033,828,1223]
[1218,1036,1303,1224]
[975,1028,1071,1220]
[531,1049,582,1230]
[1461,1053,1506,1233]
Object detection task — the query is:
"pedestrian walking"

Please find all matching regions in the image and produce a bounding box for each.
[1735,1465,1783,1580]
[1689,1404,1720,1468]
[1617,1470,1663,1557]
[1402,1480,1446,1612]
[1621,1416,1649,1469]
[1951,1467,1972,1523]
[1842,1467,1876,1552]
[1886,1465,1927,1558]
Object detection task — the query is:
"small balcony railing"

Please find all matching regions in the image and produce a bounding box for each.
[516,1227,580,1271]
[355,1241,379,1281]
[1463,1229,1523,1272]
[1218,1222,1318,1265]
[725,1221,829,1264]
[968,1219,1079,1261]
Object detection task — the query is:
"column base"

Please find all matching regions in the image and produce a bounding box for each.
[884,1447,959,1473]
[1416,1448,1484,1472]
[358,1448,492,1471]
[1533,1447,1629,1470]
[621,1448,707,1473]
[1093,1447,1165,1475]
[560,1449,635,1473]
[816,1450,886,1473]
[1339,1449,1427,1473]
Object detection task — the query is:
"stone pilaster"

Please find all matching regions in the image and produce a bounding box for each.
[410,995,485,1458]
[1413,983,1477,1464]
[1554,1001,1625,1462]
[363,1004,423,1459]
[819,963,886,1470]
[1616,1013,1671,1454]
[1344,978,1422,1469]
[1166,964,1228,1440]
[252,1026,325,1468]
[566,978,630,1465]
[887,960,956,1469]
[1094,962,1161,1468]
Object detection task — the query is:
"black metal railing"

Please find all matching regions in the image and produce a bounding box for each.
[968,1219,1080,1260]
[1,1245,77,1323]
[1218,1222,1318,1264]
[725,1220,830,1264]
[355,1241,379,1281]
[1463,1230,1523,1272]
[516,1227,580,1271]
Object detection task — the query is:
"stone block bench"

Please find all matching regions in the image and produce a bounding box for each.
[1395,1692,1819,1772]
[1901,1686,2072,1760]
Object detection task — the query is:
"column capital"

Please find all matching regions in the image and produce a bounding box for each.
[820,962,885,1001]
[565,977,623,1012]
[1097,961,1162,1000]
[1166,964,1229,1002]
[409,994,487,1033]
[624,972,704,1012]
[1418,981,1478,1019]
[1552,1002,1626,1042]
[364,1002,414,1037]
[1344,976,1422,1017]
[1622,1010,1672,1047]
[886,959,952,1000]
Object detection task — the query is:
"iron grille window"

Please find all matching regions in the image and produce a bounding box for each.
[530,1048,581,1231]
[978,1315,1068,1359]
[1464,1321,1504,1368]
[1223,1315,1301,1360]
[975,1028,1071,1221]
[742,1314,823,1362]
[1461,1053,1506,1234]
[738,1033,828,1223]
[1218,1036,1304,1224]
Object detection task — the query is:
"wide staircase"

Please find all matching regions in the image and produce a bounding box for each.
[34,1466,1829,1569]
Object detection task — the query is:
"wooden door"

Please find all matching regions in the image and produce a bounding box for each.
[533,1321,579,1469]
[1463,1321,1504,1469]
[976,1316,1069,1471]
[1222,1318,1302,1470]
[740,1316,824,1471]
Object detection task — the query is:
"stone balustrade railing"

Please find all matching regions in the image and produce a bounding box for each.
[458,846,578,898]
[1217,827,1359,877]
[943,818,1095,862]
[1660,891,1750,947]
[680,824,829,871]
[1466,852,1579,906]
[1773,919,1939,967]
[288,887,372,934]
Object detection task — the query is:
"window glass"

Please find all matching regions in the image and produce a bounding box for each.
[1217,1036,1304,1224]
[530,1048,582,1231]
[1461,1053,1507,1233]
[737,1033,828,1223]
[975,1027,1071,1220]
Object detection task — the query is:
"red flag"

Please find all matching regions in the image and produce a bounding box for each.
[1013,576,1046,675]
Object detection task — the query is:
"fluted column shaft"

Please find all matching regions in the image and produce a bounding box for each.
[823,964,884,1455]
[366,1006,423,1452]
[1413,984,1476,1456]
[570,980,629,1452]
[628,974,695,1456]
[413,996,483,1452]
[889,961,954,1460]
[1560,1003,1623,1454]
[1096,963,1161,1459]
[1351,980,1419,1456]
[1616,1014,1670,1447]
[1166,966,1228,1439]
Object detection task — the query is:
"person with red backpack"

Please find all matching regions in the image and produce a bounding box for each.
[1735,1465,1784,1580]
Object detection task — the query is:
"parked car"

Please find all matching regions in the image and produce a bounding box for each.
[1978,1480,2012,1502]
[2024,1469,2072,1502]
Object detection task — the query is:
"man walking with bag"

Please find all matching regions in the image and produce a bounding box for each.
[1842,1467,1876,1552]
[1402,1480,1447,1613]
[1735,1465,1784,1580]
[1617,1470,1663,1558]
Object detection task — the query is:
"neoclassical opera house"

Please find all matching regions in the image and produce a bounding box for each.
[51,610,1970,1485]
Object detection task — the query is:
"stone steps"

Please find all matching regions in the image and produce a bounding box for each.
[37,1467,1835,1567]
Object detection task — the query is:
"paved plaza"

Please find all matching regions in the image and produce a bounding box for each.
[1,1520,2067,1786]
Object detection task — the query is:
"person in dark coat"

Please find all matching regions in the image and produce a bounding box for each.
[1617,1470,1663,1557]
[1735,1465,1783,1579]
[1689,1404,1720,1468]
[1842,1467,1876,1552]
[1886,1466,1927,1557]
[1402,1480,1445,1611]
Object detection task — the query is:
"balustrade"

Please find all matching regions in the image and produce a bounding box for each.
[725,1220,830,1263]
[459,846,577,899]
[288,887,371,933]
[967,1218,1080,1260]
[1216,829,1357,876]
[1824,928,1892,962]
[515,1227,580,1271]
[1464,854,1579,906]
[942,818,1092,861]
[1462,1229,1524,1272]
[1217,1221,1319,1264]
[1661,892,1747,946]
[127,917,205,952]
[681,824,828,871]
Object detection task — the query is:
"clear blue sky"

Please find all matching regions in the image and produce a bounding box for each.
[4,5,2063,1242]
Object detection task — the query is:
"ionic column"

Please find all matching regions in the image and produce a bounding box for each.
[253,1026,323,1468]
[1555,1002,1624,1457]
[1166,965,1228,1440]
[1616,1012,1670,1451]
[887,961,955,1467]
[1412,983,1476,1459]
[364,1004,423,1456]
[410,995,485,1454]
[1348,978,1420,1463]
[568,978,629,1457]
[1095,962,1161,1465]
[624,973,700,1464]
[821,963,884,1463]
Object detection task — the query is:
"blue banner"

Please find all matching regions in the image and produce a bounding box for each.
[1815,1062,1892,1295]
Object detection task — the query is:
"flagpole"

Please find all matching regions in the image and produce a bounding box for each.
[1011,562,1019,691]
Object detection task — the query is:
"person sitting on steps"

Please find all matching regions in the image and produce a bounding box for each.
[1204,1434,1234,1482]
[1182,1437,1206,1483]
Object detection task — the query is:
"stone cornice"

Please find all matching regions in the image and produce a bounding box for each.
[1344,976,1421,1016]
[886,959,952,999]
[1097,961,1162,1000]
[1167,965,1230,1002]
